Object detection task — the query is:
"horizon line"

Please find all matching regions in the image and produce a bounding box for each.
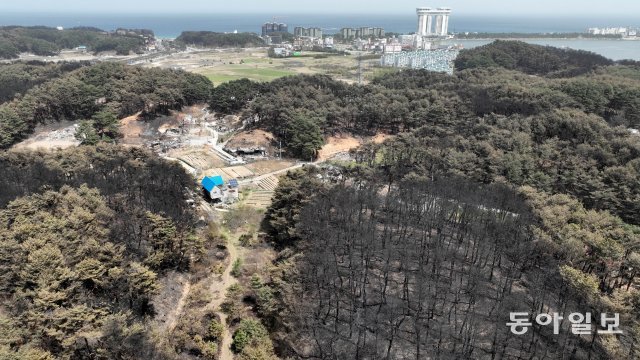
[0,10,635,17]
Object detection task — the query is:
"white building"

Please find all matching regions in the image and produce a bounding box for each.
[384,43,403,54]
[587,27,628,35]
[324,37,334,47]
[398,35,415,46]
[416,7,452,37]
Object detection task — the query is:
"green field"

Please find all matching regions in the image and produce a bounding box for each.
[194,51,384,85]
[200,65,296,85]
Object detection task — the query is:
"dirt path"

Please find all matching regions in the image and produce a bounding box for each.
[208,236,240,360]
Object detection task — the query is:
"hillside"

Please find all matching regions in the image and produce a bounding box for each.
[0,26,153,59]
[265,174,637,359]
[454,40,614,76]
[0,62,212,148]
[213,61,640,226]
[0,61,89,103]
[0,145,201,359]
[230,43,640,359]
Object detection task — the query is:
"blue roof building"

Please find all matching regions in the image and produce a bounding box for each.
[201,176,224,192]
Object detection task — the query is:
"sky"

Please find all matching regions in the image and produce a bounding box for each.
[1,0,638,16]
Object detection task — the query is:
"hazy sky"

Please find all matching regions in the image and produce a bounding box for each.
[2,0,638,16]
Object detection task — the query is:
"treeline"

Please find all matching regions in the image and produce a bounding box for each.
[455,40,613,76]
[176,31,264,48]
[0,62,212,148]
[0,26,152,59]
[0,145,201,359]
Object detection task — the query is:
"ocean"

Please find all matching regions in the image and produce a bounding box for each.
[1,12,639,60]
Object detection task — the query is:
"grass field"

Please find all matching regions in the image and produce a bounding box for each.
[200,65,296,84]
[190,50,384,85]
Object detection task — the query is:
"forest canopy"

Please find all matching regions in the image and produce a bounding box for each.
[263,170,640,359]
[211,48,640,226]
[0,26,153,59]
[0,61,89,102]
[454,40,614,76]
[175,31,265,48]
[0,145,200,359]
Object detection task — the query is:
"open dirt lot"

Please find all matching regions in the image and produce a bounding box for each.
[224,129,275,154]
[11,121,80,151]
[15,49,138,63]
[317,135,362,161]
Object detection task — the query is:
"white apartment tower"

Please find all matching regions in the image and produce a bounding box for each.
[416,7,451,37]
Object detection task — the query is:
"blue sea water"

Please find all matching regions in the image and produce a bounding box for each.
[1,12,638,37]
[0,12,639,59]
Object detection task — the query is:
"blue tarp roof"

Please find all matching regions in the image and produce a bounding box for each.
[228,179,239,188]
[201,176,224,192]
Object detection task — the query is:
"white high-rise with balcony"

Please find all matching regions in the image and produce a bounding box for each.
[416,6,451,37]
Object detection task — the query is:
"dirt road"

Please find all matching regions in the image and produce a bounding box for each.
[208,236,239,360]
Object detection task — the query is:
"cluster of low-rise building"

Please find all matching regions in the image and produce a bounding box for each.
[587,27,638,38]
[260,6,458,58]
[340,27,385,40]
[293,36,334,49]
[261,21,388,51]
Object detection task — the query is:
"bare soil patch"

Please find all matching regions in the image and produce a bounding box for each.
[371,133,393,144]
[11,121,80,151]
[225,129,275,153]
[244,159,296,176]
[317,134,362,161]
